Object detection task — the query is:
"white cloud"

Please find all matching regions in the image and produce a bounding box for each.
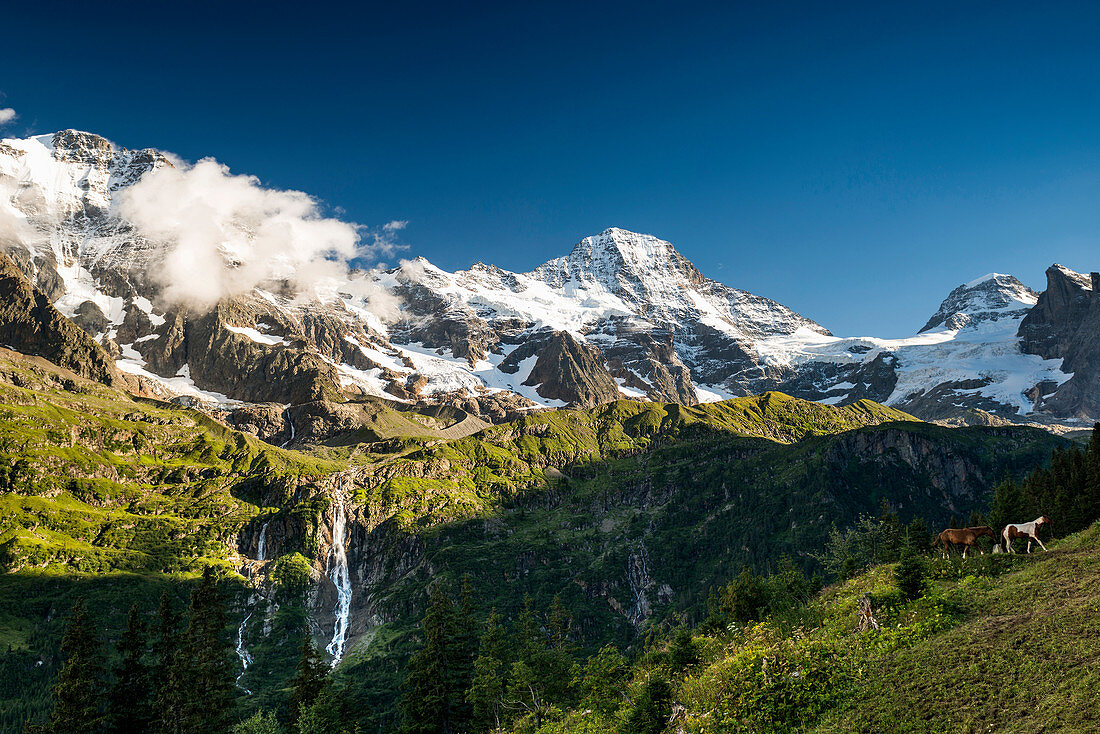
[118,157,392,311]
[0,108,16,125]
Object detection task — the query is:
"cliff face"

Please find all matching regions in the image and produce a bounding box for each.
[1018,265,1100,419]
[0,251,120,386]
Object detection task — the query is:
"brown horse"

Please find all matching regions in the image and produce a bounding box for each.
[934,526,996,558]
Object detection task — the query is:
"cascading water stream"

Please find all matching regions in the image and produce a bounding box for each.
[235,612,254,694]
[279,407,296,449]
[324,487,353,665]
[257,522,269,562]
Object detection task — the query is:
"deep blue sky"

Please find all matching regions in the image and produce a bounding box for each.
[2,1,1099,335]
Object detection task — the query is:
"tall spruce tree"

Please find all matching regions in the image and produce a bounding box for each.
[401,584,462,734]
[46,598,106,734]
[289,635,330,723]
[152,590,184,734]
[179,567,236,734]
[504,595,575,727]
[108,603,153,733]
[467,609,508,732]
[621,674,672,734]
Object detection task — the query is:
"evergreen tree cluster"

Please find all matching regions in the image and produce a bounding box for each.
[704,558,821,631]
[400,584,581,733]
[990,423,1100,536]
[31,567,236,734]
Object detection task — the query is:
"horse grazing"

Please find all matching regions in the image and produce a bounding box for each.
[1002,516,1051,554]
[934,526,996,559]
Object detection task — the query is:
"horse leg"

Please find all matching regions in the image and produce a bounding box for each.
[1037,537,1048,551]
[963,545,969,559]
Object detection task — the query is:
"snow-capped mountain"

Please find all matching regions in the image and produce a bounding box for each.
[0,129,1096,434]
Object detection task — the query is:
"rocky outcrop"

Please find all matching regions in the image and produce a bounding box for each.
[0,252,120,386]
[524,333,620,407]
[1018,265,1100,419]
[500,330,621,407]
[71,300,109,336]
[186,306,343,404]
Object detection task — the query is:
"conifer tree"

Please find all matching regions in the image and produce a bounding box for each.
[621,674,672,734]
[401,584,461,734]
[668,626,699,674]
[289,635,330,722]
[179,567,235,734]
[577,644,628,717]
[449,575,478,725]
[152,590,183,734]
[46,598,106,734]
[894,541,926,601]
[504,595,575,727]
[467,608,508,731]
[108,603,153,733]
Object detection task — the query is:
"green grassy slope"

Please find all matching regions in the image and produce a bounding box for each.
[0,352,343,574]
[518,524,1100,734]
[813,526,1100,733]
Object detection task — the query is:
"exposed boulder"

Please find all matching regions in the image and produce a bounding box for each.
[71,300,109,336]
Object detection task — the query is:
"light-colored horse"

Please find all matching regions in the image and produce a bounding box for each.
[1001,516,1051,554]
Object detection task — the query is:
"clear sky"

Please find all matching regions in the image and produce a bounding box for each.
[2,1,1098,335]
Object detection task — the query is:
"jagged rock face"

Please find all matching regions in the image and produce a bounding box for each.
[1019,265,1100,419]
[0,252,120,386]
[519,331,621,407]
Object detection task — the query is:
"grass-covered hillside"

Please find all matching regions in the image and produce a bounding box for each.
[0,350,344,574]
[504,522,1100,734]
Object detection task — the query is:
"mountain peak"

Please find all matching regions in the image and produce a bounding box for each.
[569,227,683,266]
[533,228,703,291]
[920,273,1038,333]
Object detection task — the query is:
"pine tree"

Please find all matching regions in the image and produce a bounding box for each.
[108,603,153,733]
[621,674,672,734]
[289,635,330,722]
[894,542,926,601]
[401,584,460,734]
[504,595,575,727]
[1085,423,1100,525]
[179,567,236,734]
[467,609,508,732]
[46,598,106,734]
[152,591,183,734]
[668,626,699,674]
[447,576,478,727]
[577,644,628,717]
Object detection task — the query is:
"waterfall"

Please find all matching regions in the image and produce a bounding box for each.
[279,407,296,449]
[235,612,254,694]
[257,522,269,562]
[324,488,353,664]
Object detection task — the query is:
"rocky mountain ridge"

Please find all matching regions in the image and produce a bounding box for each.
[1,129,1098,429]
